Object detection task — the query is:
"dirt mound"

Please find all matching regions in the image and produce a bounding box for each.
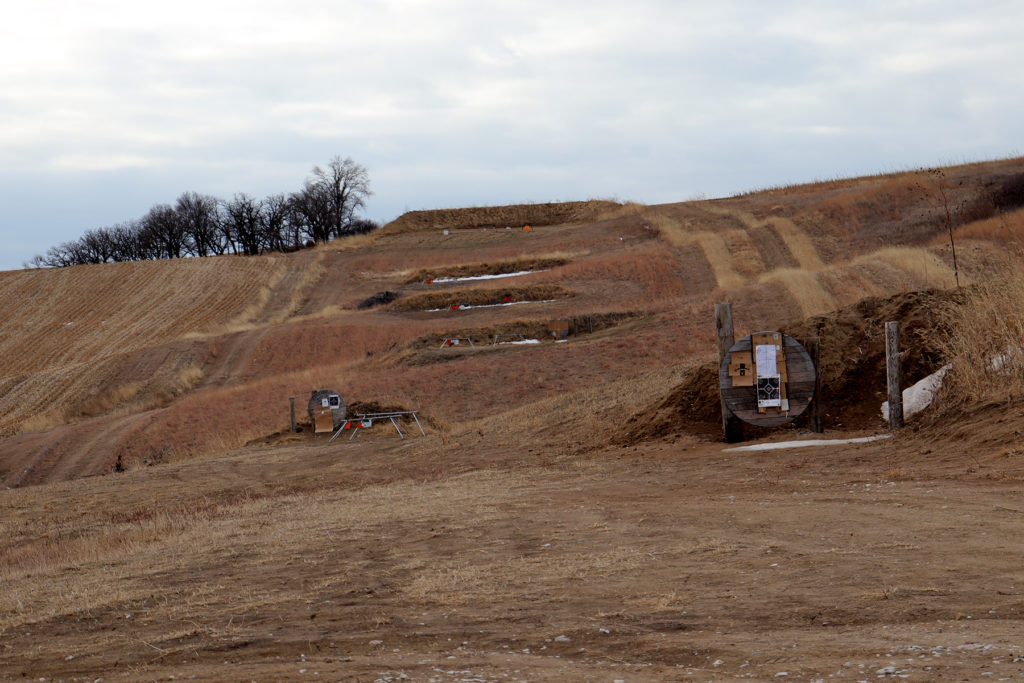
[619,363,723,443]
[357,290,400,309]
[620,288,964,443]
[381,201,621,234]
[404,256,570,284]
[388,284,574,312]
[406,313,638,350]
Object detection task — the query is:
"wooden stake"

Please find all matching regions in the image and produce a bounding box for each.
[289,397,297,433]
[801,337,825,433]
[715,302,743,442]
[810,337,824,433]
[885,322,903,429]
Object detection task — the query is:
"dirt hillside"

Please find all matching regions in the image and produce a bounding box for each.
[5,158,1024,680]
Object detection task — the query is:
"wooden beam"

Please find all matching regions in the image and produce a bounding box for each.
[289,397,296,433]
[805,337,824,433]
[886,321,903,429]
[715,303,744,443]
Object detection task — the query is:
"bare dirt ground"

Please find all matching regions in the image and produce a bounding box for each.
[4,412,1024,681]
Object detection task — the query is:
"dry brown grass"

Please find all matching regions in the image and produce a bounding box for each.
[952,206,1024,245]
[853,247,959,291]
[758,268,836,317]
[381,200,622,234]
[0,255,290,433]
[936,261,1024,405]
[453,361,688,451]
[765,216,826,270]
[556,248,689,303]
[692,231,746,290]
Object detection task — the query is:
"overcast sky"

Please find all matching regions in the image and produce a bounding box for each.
[2,1,1022,270]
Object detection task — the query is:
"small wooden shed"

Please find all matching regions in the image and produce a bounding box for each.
[308,389,347,433]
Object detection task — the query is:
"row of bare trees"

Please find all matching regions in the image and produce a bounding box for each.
[27,156,375,267]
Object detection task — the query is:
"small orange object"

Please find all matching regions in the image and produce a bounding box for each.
[524,225,531,231]
[450,303,459,311]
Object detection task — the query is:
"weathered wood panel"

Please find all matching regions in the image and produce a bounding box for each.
[719,332,816,427]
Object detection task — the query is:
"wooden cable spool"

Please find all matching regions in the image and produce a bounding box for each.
[719,331,816,427]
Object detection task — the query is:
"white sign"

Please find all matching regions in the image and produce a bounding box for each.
[755,344,777,376]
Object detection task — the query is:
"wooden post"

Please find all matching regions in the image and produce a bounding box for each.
[289,397,297,433]
[885,322,903,429]
[805,337,824,433]
[715,303,743,442]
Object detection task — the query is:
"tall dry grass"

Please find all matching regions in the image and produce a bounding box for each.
[952,206,1024,245]
[936,261,1024,406]
[853,247,959,291]
[758,268,836,317]
[640,213,750,291]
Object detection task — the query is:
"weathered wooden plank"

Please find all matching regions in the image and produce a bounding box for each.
[715,303,744,442]
[886,321,903,429]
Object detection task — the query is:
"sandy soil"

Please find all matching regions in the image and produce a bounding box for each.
[4,416,1024,681]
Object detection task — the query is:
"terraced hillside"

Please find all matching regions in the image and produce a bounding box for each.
[8,158,1024,681]
[1,158,1023,487]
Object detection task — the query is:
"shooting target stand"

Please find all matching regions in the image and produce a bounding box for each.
[719,331,816,428]
[329,411,427,442]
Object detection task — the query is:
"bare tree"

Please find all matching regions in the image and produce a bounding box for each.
[30,155,372,266]
[142,204,188,259]
[296,156,372,241]
[288,181,334,244]
[223,193,264,256]
[260,193,293,252]
[317,156,374,239]
[176,192,223,257]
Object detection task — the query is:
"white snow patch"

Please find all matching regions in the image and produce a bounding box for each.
[881,364,950,422]
[989,346,1024,373]
[425,299,556,312]
[723,435,892,452]
[497,339,540,345]
[429,270,543,283]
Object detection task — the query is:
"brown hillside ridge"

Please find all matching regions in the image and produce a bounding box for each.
[381,199,623,234]
[3,159,1024,483]
[8,159,1024,680]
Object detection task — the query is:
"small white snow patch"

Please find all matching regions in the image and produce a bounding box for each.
[724,435,892,452]
[430,270,543,283]
[882,364,950,422]
[425,299,557,312]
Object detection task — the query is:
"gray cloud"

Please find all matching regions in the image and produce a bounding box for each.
[1,1,1022,268]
